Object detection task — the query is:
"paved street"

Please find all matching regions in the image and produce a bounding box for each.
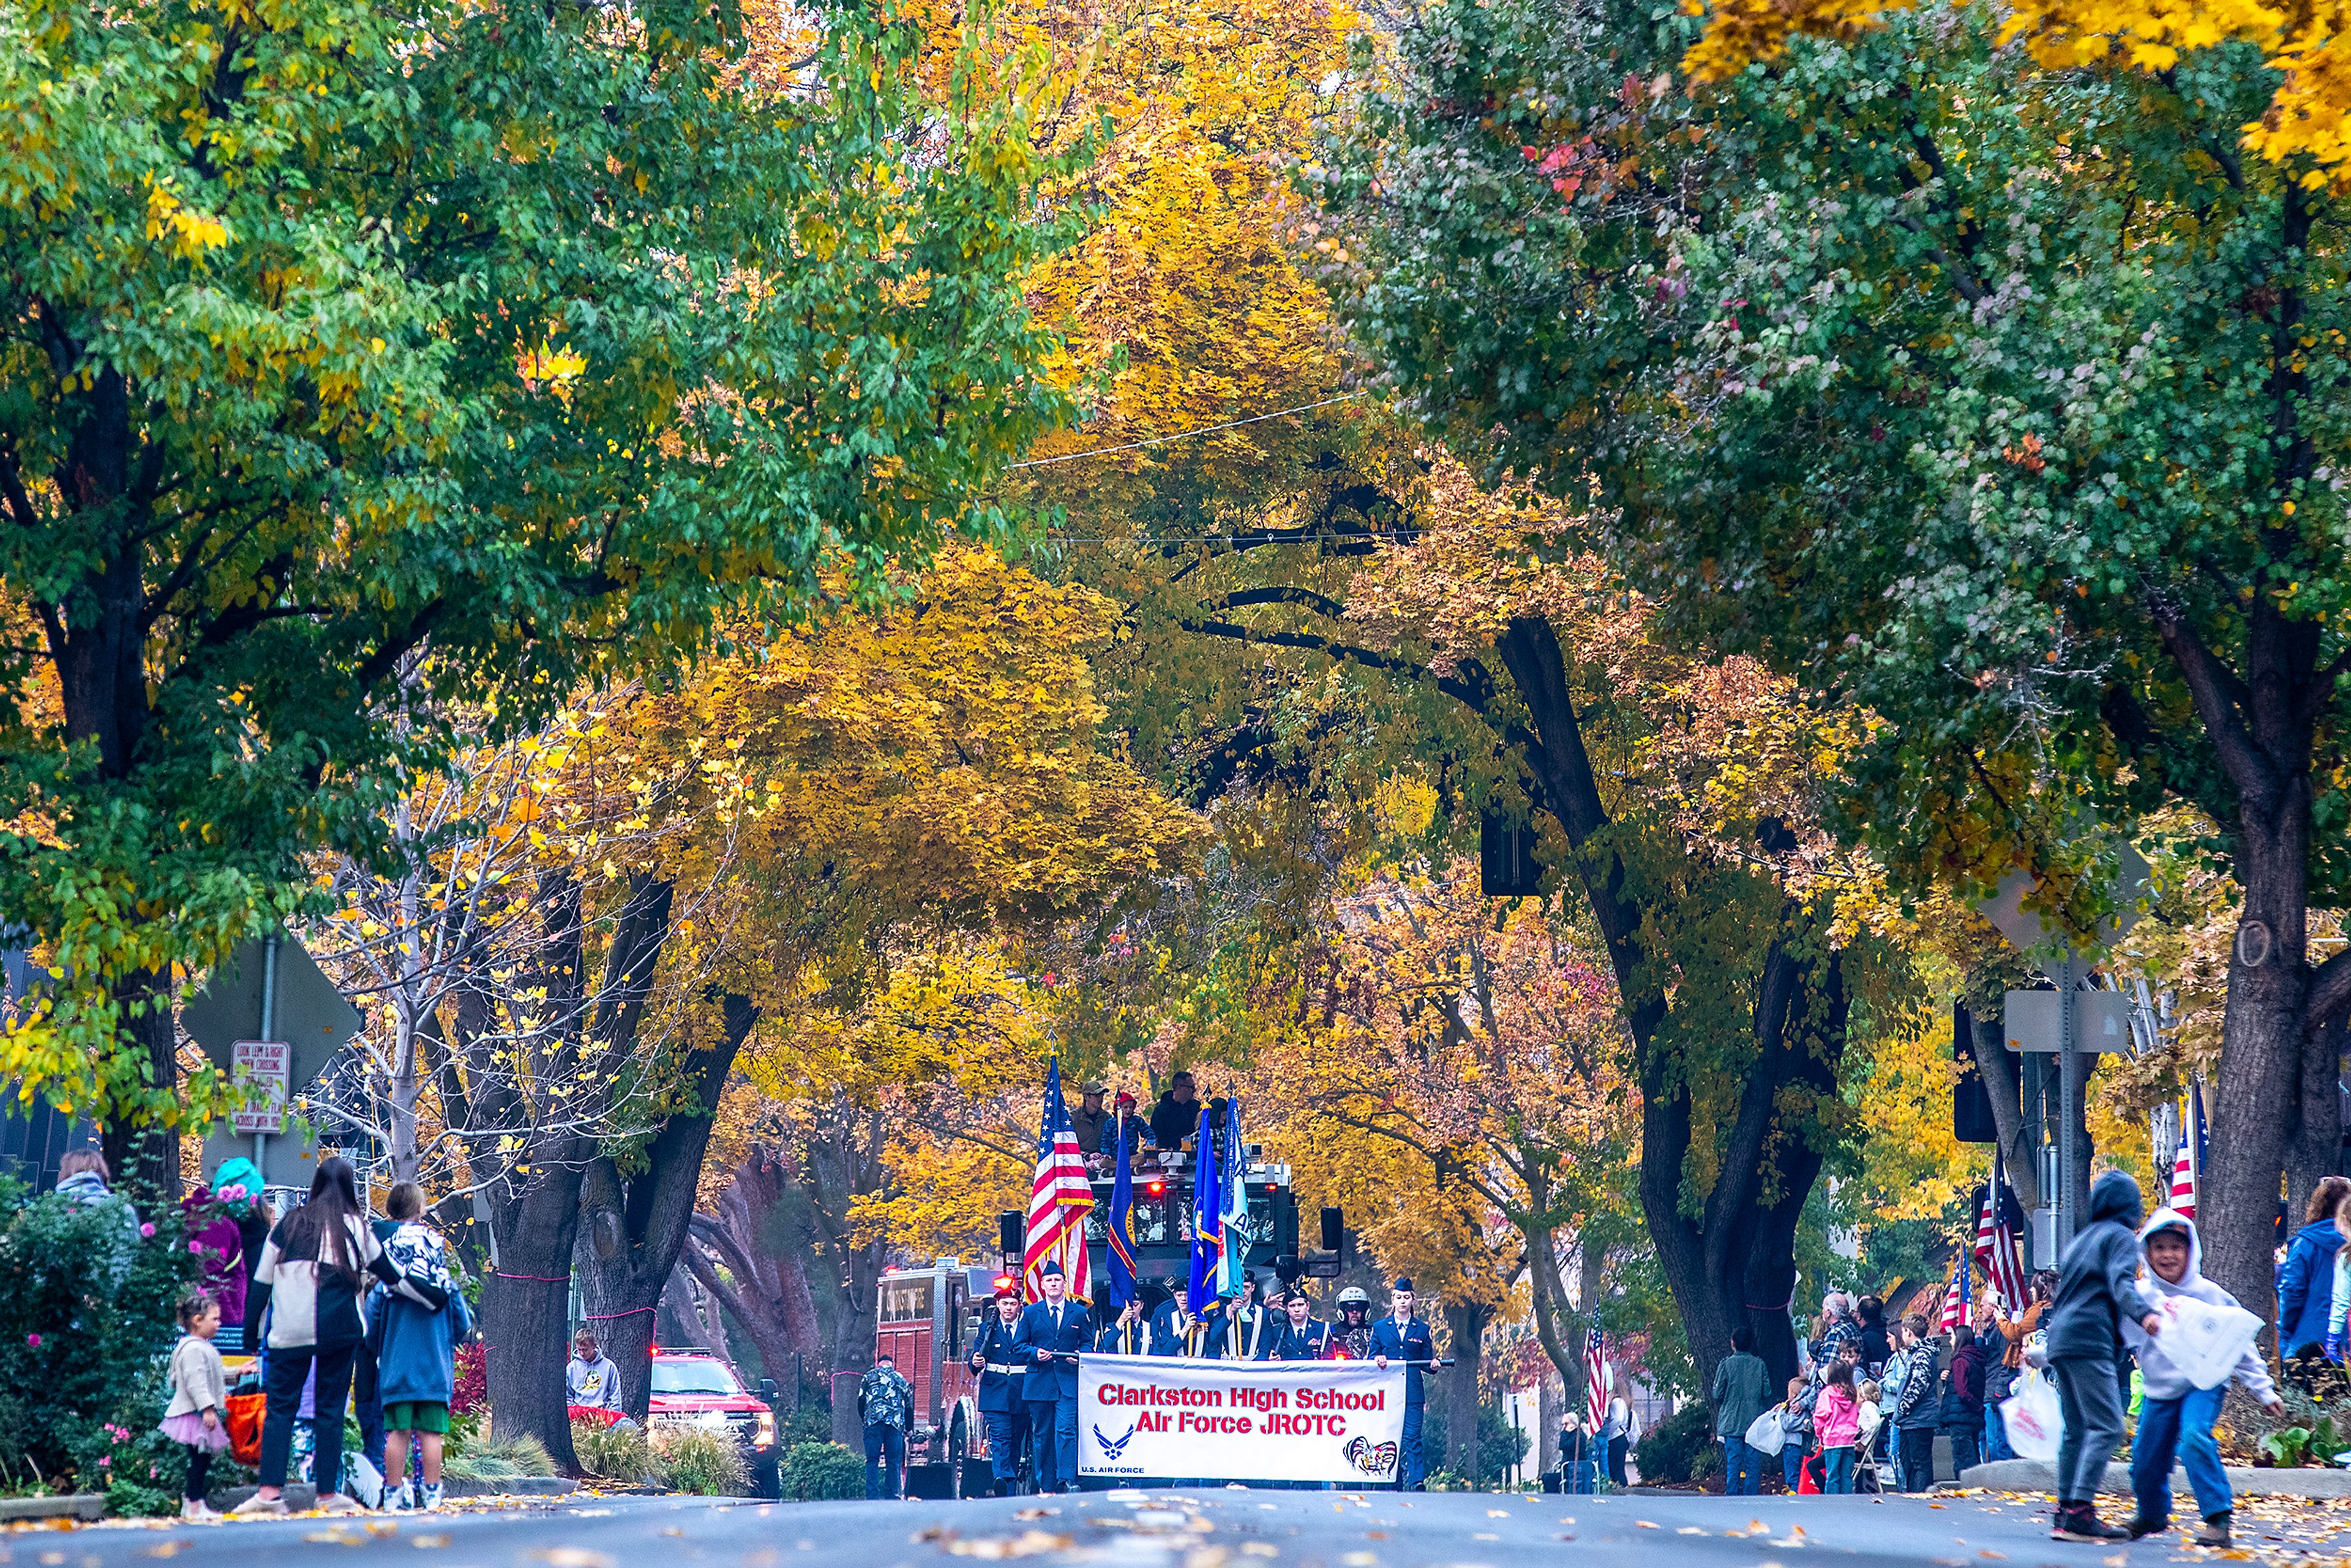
[21,1487,2351,1568]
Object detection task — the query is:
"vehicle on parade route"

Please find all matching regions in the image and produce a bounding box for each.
[647,1345,781,1498]
[875,1149,1335,1499]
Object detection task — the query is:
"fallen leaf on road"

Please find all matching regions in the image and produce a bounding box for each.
[1341,1554,1378,1566]
[568,1510,613,1520]
[1241,1545,1278,1558]
[913,1526,956,1544]
[1635,1521,1659,1530]
[2101,1558,2126,1567]
[1187,1548,1229,1568]
[946,1534,1072,1560]
[1472,1533,1499,1542]
[1365,1532,1388,1541]
[304,1532,367,1547]
[144,1545,190,1559]
[1013,1509,1060,1521]
[1678,1528,1706,1536]
[1979,1553,2007,1560]
[528,1552,615,1568]
[661,1529,686,1539]
[1486,1510,1509,1518]
[409,1537,449,1550]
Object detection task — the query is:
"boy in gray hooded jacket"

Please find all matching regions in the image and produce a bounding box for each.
[2045,1171,2163,1542]
[2121,1207,2285,1547]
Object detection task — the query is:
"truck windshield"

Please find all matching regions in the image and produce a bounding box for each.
[651,1360,743,1396]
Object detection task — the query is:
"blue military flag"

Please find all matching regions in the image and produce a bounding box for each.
[1187,1102,1221,1315]
[1105,1111,1138,1310]
[1218,1094,1251,1300]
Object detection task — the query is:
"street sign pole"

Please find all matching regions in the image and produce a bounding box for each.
[256,934,280,1174]
[2057,955,2080,1251]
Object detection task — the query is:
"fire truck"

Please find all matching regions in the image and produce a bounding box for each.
[878,1147,1340,1499]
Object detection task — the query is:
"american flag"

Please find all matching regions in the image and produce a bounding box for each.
[2167,1133,2196,1219]
[1938,1237,1971,1333]
[1584,1326,1608,1430]
[1024,1057,1094,1303]
[1974,1176,2029,1314]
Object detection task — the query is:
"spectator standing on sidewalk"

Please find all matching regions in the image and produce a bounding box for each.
[1943,1322,1989,1477]
[1890,1316,1942,1491]
[1712,1326,1771,1496]
[859,1353,915,1500]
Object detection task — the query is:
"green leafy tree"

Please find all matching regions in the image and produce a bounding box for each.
[1315,0,2351,1326]
[0,0,1081,1183]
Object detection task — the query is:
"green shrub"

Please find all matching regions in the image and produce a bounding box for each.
[1634,1401,1716,1486]
[572,1419,653,1482]
[655,1427,749,1496]
[782,1441,864,1501]
[0,1177,207,1501]
[440,1433,555,1484]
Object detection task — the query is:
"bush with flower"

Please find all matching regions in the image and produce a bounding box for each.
[0,1177,229,1510]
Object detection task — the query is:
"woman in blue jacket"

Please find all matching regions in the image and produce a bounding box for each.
[2277,1176,2351,1382]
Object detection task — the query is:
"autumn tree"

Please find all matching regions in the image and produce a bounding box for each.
[563,547,1198,1439]
[0,0,1082,1187]
[1267,863,1637,1404]
[1315,0,2351,1320]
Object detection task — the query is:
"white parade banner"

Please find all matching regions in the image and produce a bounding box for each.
[1078,1354,1406,1485]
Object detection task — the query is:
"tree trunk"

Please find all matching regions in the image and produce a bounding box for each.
[573,991,755,1420]
[1494,616,1849,1402]
[687,1146,825,1411]
[2287,1014,2345,1212]
[1442,1298,1489,1484]
[1968,1009,2041,1212]
[2197,792,2312,1341]
[481,1155,590,1469]
[830,1240,886,1447]
[102,968,182,1202]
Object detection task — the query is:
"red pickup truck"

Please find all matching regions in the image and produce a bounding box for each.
[574,1347,780,1497]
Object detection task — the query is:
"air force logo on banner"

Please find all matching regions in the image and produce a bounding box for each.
[1344,1436,1399,1477]
[1095,1421,1140,1462]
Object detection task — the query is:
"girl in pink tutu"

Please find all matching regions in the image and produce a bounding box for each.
[159,1289,230,1520]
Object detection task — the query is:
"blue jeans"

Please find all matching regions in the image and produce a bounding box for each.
[1982,1402,2014,1463]
[983,1408,1027,1492]
[1897,1425,1936,1491]
[1783,1442,1806,1491]
[1821,1446,1855,1493]
[1723,1437,1763,1495]
[1398,1404,1425,1489]
[2132,1385,2230,1525]
[864,1424,905,1499]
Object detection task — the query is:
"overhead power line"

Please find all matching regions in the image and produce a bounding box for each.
[1007,392,1365,470]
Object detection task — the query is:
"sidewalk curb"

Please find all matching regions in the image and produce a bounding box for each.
[1959,1458,2351,1498]
[0,1495,107,1523]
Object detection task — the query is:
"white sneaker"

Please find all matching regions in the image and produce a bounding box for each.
[420,1482,443,1512]
[229,1493,289,1517]
[179,1499,220,1521]
[315,1493,365,1517]
[391,1479,414,1512]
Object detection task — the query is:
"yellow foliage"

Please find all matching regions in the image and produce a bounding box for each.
[1682,0,2351,183]
[1848,1000,1987,1223]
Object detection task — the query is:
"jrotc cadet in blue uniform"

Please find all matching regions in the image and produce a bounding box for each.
[1013,1262,1090,1493]
[1261,1289,1335,1360]
[967,1289,1029,1496]
[1370,1277,1437,1490]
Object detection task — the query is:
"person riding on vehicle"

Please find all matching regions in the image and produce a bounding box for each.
[1326,1286,1374,1361]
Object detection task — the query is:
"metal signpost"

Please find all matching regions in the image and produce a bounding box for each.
[1977,850,2148,1251]
[187,932,362,1192]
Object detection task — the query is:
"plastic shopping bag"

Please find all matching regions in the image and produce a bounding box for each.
[1745,1408,1788,1455]
[2150,1294,2263,1390]
[2001,1371,2063,1463]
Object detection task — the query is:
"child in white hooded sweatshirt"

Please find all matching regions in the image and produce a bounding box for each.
[2120,1207,2285,1548]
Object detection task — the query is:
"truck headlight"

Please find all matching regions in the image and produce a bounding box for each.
[755,1409,776,1449]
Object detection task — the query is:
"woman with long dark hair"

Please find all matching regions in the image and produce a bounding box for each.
[231,1158,449,1516]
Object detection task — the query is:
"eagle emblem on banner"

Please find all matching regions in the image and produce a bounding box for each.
[1093,1421,1140,1461]
[1343,1436,1400,1476]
